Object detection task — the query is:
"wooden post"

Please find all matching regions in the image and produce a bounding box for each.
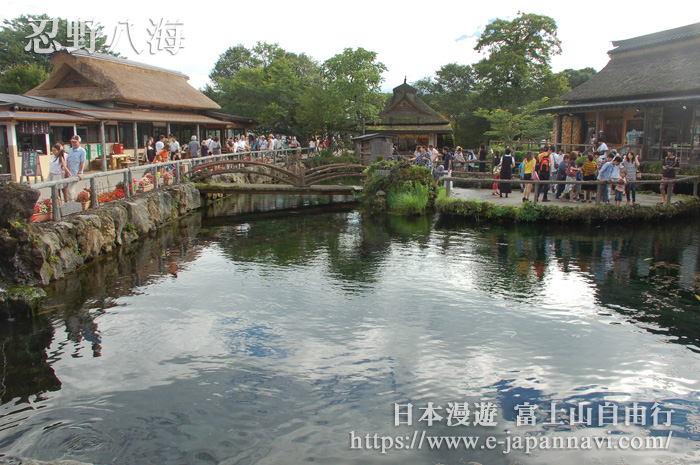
[51,184,61,221]
[133,121,139,167]
[154,167,160,189]
[123,171,131,198]
[693,178,698,197]
[127,169,133,196]
[444,177,451,198]
[100,121,107,172]
[595,182,601,206]
[533,180,539,204]
[90,177,98,209]
[176,162,182,184]
[667,180,673,204]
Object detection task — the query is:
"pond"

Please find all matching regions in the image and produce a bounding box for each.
[1,195,700,465]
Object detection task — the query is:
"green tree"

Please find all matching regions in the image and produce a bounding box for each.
[0,14,112,72]
[0,14,113,94]
[414,63,489,147]
[561,67,597,90]
[475,98,553,146]
[321,47,387,134]
[209,42,320,136]
[0,63,48,94]
[473,12,565,110]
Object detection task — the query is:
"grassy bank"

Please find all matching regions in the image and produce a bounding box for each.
[436,192,700,223]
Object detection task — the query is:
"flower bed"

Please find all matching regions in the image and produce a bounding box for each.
[98,188,126,203]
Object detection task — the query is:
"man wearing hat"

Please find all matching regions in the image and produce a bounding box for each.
[66,135,86,200]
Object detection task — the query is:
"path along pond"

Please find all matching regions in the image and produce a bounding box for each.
[1,194,700,465]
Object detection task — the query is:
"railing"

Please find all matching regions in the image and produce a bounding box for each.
[30,148,315,222]
[441,173,700,206]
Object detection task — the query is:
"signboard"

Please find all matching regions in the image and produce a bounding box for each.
[21,150,44,183]
[18,121,50,134]
[85,144,102,161]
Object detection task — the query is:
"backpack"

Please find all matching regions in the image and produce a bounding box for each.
[538,154,550,172]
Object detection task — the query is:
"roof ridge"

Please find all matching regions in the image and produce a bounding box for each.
[60,47,189,79]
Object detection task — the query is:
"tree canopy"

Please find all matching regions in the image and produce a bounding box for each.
[208,43,387,138]
[0,14,112,93]
[473,12,567,111]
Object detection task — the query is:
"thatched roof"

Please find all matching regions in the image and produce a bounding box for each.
[374,81,452,127]
[27,49,220,110]
[560,22,700,103]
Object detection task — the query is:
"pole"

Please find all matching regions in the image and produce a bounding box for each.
[51,184,61,221]
[90,177,98,209]
[100,121,107,172]
[133,121,139,167]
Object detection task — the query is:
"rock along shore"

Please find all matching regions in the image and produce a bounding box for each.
[0,183,201,316]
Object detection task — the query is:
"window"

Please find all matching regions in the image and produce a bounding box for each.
[603,117,623,144]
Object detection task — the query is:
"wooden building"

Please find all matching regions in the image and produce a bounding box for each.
[351,133,394,165]
[0,48,255,181]
[543,22,700,163]
[366,80,453,154]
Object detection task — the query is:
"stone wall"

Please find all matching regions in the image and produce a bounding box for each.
[0,183,201,287]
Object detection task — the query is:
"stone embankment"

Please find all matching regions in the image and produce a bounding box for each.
[0,183,201,315]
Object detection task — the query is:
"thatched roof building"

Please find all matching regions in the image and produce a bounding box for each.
[542,22,700,162]
[1,49,256,181]
[27,49,220,110]
[366,80,453,154]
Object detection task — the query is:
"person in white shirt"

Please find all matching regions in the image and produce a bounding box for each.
[155,135,165,153]
[237,136,247,153]
[169,135,180,160]
[205,135,213,153]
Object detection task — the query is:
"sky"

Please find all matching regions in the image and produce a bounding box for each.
[4,0,697,93]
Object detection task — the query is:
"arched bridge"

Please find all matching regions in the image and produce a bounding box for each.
[187,160,366,196]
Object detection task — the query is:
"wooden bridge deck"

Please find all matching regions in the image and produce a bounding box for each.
[195,183,363,196]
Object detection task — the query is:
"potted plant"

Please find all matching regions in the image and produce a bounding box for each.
[162,171,174,186]
[138,176,153,193]
[76,188,91,210]
[32,199,53,222]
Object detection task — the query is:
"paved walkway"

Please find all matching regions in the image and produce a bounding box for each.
[448,186,680,207]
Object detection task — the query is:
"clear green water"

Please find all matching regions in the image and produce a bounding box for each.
[1,196,700,465]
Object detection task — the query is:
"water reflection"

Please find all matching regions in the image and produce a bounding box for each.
[1,200,699,465]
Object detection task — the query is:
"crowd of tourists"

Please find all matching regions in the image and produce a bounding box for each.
[407,139,681,205]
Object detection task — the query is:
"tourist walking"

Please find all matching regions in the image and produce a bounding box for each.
[66,135,86,201]
[597,153,615,203]
[169,136,180,160]
[188,135,200,160]
[554,153,569,199]
[498,148,514,198]
[146,137,156,163]
[478,143,487,173]
[492,150,501,196]
[211,136,222,155]
[615,169,627,206]
[49,142,70,204]
[535,146,551,202]
[522,152,536,202]
[582,154,597,202]
[660,148,680,204]
[622,151,640,204]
